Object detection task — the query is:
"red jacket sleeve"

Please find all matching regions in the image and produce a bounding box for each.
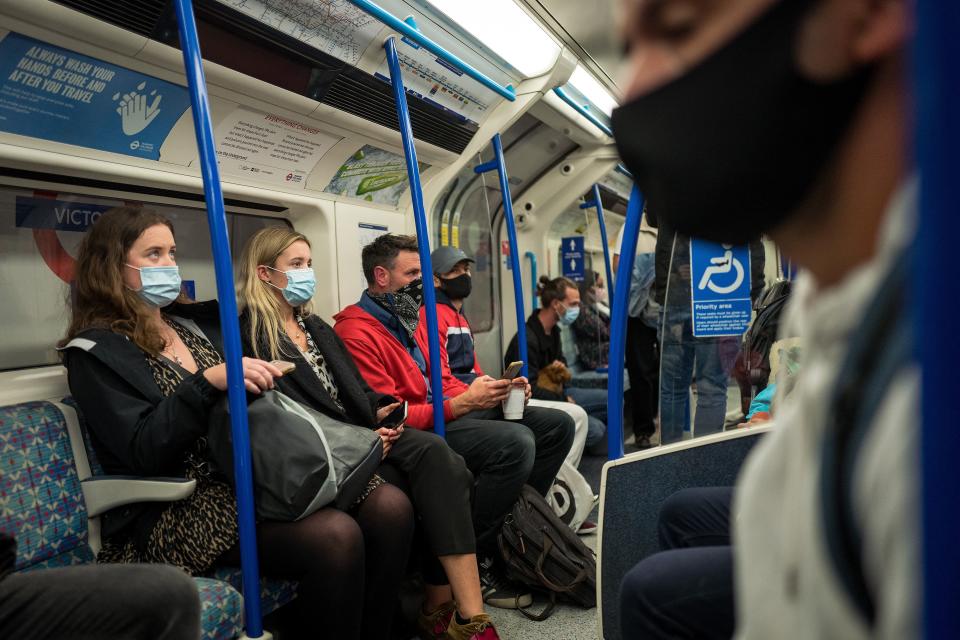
[341,330,455,430]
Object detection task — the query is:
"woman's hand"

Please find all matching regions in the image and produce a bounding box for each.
[375,402,403,426]
[375,426,402,459]
[203,358,282,394]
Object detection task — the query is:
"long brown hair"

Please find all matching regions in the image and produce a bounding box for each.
[61,206,181,355]
[236,226,312,361]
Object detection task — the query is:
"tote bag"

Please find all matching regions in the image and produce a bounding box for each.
[209,390,382,520]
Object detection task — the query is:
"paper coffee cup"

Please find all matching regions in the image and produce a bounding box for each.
[502,385,525,420]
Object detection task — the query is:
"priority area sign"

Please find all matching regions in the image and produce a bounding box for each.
[690,239,752,337]
[562,236,585,281]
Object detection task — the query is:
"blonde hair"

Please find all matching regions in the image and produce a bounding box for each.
[237,226,312,360]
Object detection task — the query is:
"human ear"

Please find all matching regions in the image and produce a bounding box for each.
[851,0,910,63]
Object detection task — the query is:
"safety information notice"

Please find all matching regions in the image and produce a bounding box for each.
[213,108,341,188]
[690,239,752,337]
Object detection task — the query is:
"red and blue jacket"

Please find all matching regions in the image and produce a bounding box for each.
[417,289,483,392]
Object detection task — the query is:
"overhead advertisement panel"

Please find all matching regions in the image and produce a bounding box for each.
[372,34,496,125]
[0,32,192,160]
[324,144,429,207]
[214,0,382,66]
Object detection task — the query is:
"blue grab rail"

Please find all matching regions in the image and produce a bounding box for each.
[345,0,516,101]
[525,251,538,310]
[385,36,446,437]
[553,86,613,137]
[475,135,528,377]
[607,184,644,461]
[580,184,614,305]
[915,1,959,637]
[172,1,265,636]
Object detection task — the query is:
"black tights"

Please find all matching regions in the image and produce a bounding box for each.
[221,484,414,639]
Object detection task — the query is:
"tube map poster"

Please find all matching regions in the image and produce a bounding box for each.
[324,145,429,206]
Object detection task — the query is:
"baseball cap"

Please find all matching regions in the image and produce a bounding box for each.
[431,246,475,275]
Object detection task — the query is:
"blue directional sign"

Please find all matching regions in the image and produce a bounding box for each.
[562,236,585,282]
[690,239,752,337]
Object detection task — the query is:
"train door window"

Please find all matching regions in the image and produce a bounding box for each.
[0,186,288,370]
[656,227,779,444]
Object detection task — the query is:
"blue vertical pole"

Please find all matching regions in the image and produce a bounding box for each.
[607,184,644,461]
[172,1,264,636]
[915,2,960,637]
[525,251,538,310]
[384,36,445,437]
[475,136,527,376]
[586,184,614,304]
[491,134,528,378]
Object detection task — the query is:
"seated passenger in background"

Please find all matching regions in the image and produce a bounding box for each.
[421,246,597,535]
[334,234,574,617]
[60,207,414,640]
[0,532,200,639]
[572,270,611,371]
[615,0,916,637]
[505,276,608,453]
[236,227,495,640]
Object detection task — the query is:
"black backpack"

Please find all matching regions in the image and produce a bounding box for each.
[498,485,597,620]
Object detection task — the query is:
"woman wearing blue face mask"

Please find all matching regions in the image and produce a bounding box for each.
[237,227,491,640]
[505,276,608,453]
[60,208,415,640]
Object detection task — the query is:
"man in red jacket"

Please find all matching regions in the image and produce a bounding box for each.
[334,234,574,610]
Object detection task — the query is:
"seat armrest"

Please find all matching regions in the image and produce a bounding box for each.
[81,476,197,517]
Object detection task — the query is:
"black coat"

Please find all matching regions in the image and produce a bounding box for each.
[504,312,566,402]
[239,311,393,428]
[62,301,225,544]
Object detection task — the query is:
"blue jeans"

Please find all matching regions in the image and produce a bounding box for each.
[564,386,607,448]
[659,316,730,444]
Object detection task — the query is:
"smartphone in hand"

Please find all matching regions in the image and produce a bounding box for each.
[269,360,296,376]
[378,401,408,427]
[502,361,524,379]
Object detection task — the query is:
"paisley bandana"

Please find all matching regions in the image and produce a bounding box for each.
[369,278,424,339]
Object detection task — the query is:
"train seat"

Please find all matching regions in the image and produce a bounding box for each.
[0,398,295,640]
[597,426,771,639]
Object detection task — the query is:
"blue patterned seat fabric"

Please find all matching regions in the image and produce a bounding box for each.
[0,399,296,640]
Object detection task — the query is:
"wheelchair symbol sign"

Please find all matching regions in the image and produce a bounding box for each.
[697,244,745,294]
[690,239,752,337]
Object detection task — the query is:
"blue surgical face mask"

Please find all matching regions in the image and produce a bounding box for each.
[126,264,182,308]
[266,266,316,306]
[556,302,580,326]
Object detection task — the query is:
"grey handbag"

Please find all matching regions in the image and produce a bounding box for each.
[208,390,383,520]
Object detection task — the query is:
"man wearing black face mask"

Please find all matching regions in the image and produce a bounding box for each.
[336,235,575,611]
[613,0,916,639]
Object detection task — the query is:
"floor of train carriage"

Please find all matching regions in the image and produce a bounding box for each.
[382,381,746,640]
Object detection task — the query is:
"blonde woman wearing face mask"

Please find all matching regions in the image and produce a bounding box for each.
[237,227,499,640]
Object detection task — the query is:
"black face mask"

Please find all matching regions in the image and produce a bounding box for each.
[440,273,472,300]
[370,277,423,339]
[611,0,874,244]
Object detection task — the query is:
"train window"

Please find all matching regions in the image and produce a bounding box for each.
[434,153,499,334]
[0,186,288,370]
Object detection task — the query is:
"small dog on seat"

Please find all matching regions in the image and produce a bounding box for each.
[537,361,572,396]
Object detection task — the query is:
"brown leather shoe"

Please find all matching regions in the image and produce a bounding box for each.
[418,600,457,640]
